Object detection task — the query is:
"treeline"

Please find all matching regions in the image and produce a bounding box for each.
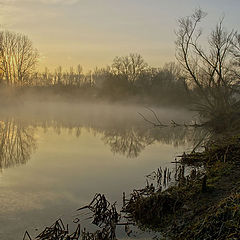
[0,30,191,106]
[27,56,190,105]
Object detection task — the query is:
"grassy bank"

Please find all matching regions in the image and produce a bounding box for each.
[125,136,240,239]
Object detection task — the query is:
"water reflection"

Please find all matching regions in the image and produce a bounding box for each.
[0,114,210,169]
[0,107,211,240]
[91,125,209,157]
[0,118,36,169]
[100,127,154,158]
[36,120,206,158]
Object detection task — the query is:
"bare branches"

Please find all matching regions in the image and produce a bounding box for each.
[111,53,149,85]
[139,107,203,128]
[138,107,167,127]
[175,9,239,117]
[0,30,39,86]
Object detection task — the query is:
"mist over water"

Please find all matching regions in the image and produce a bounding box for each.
[0,101,200,239]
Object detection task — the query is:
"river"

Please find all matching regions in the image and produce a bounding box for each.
[0,102,198,239]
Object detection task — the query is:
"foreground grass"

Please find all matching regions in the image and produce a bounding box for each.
[125,136,240,239]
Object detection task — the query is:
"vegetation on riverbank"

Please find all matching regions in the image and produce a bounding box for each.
[124,136,240,239]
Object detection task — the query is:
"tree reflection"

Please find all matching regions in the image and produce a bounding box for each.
[147,126,208,148]
[101,127,154,158]
[0,116,211,163]
[0,118,36,169]
[85,123,209,158]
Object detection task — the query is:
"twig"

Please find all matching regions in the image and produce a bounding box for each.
[23,231,32,240]
[138,112,165,127]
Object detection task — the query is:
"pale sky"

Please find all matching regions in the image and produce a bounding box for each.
[0,0,239,72]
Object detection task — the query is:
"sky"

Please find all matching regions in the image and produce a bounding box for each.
[0,0,239,72]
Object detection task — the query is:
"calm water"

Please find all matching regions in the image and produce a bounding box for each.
[0,102,198,239]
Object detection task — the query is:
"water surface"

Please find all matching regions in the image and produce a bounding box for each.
[0,102,197,239]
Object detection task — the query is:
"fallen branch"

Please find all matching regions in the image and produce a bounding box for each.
[138,107,203,128]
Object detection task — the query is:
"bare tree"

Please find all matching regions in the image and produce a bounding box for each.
[0,30,39,86]
[111,53,149,85]
[175,9,239,118]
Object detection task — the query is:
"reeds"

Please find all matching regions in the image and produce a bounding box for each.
[23,219,80,240]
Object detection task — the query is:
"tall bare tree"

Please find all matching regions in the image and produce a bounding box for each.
[0,30,39,86]
[175,9,239,118]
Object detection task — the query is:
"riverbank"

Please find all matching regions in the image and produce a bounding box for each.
[124,136,240,239]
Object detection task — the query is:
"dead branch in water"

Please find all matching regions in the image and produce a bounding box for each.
[138,107,203,128]
[24,193,135,240]
[76,193,133,239]
[77,193,119,229]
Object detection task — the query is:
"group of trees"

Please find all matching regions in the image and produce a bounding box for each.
[31,65,93,87]
[0,49,187,105]
[0,27,188,105]
[92,56,188,104]
[0,32,189,105]
[0,9,240,112]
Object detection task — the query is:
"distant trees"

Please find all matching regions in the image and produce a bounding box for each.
[149,63,188,104]
[0,29,190,106]
[90,54,189,104]
[175,9,240,118]
[31,64,89,87]
[111,53,149,86]
[0,30,39,86]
